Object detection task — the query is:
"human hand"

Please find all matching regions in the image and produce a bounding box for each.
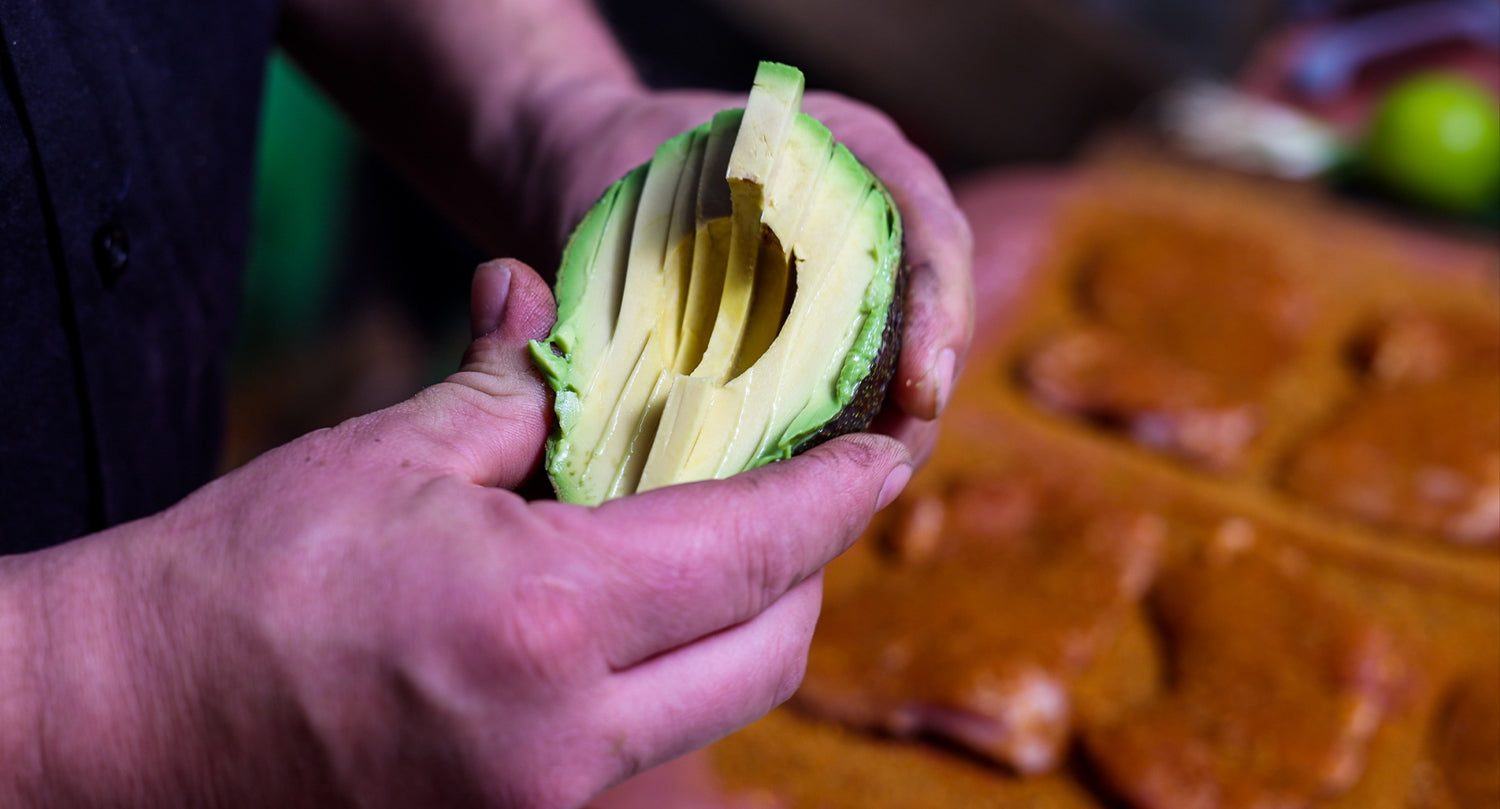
[586,749,786,809]
[532,83,974,465]
[10,260,910,809]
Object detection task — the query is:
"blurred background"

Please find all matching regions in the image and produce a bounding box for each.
[224,0,1499,469]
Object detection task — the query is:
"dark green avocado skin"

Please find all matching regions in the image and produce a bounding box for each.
[793,253,906,454]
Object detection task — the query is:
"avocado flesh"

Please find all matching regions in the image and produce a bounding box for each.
[695,61,805,381]
[532,62,902,505]
[569,130,704,494]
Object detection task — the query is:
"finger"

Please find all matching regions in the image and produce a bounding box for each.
[380,259,559,489]
[470,258,514,339]
[868,407,943,468]
[589,751,784,809]
[596,573,825,787]
[881,152,973,422]
[895,253,969,421]
[460,258,560,376]
[566,433,909,669]
[809,97,974,422]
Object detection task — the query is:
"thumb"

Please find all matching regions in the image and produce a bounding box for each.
[462,258,558,373]
[393,259,558,488]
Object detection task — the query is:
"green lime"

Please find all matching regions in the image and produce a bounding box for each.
[1360,72,1500,215]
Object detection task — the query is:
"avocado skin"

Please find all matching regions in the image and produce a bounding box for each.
[793,252,906,454]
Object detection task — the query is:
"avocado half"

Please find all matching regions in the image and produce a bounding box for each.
[529,62,904,505]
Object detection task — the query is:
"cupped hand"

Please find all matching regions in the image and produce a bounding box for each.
[34,260,909,809]
[535,82,974,465]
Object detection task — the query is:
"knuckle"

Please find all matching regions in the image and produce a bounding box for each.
[911,211,973,278]
[853,104,903,139]
[766,595,820,710]
[827,434,880,471]
[806,93,906,147]
[950,207,976,258]
[812,439,887,514]
[727,518,783,617]
[771,647,811,708]
[529,500,602,542]
[715,510,808,621]
[498,573,598,688]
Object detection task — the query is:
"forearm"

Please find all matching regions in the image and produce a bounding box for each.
[0,517,334,809]
[0,551,44,806]
[279,0,642,260]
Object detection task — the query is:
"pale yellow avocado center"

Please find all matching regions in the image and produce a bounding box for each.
[669,219,790,378]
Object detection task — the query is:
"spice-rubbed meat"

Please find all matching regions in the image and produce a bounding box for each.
[1080,219,1314,388]
[1283,312,1500,545]
[1023,327,1261,471]
[1283,374,1500,546]
[1430,665,1500,809]
[1020,217,1313,471]
[797,479,1163,775]
[1085,544,1408,809]
[1356,312,1500,387]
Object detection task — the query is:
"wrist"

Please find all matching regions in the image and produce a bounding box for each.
[0,553,44,806]
[281,0,642,265]
[0,509,335,809]
[0,527,164,807]
[6,520,206,808]
[478,71,646,263]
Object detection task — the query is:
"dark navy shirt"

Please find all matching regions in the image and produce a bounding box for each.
[1,1,278,553]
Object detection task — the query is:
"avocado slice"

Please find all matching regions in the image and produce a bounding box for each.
[531,62,904,504]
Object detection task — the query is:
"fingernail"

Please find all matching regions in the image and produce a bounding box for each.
[471,261,514,338]
[877,463,913,511]
[930,347,957,415]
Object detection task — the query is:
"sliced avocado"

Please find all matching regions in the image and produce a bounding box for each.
[531,61,904,505]
[694,62,805,381]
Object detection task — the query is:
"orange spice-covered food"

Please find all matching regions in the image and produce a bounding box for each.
[687,158,1500,809]
[1428,665,1500,809]
[1084,544,1410,809]
[1283,312,1500,546]
[1283,375,1500,546]
[1018,213,1315,472]
[797,475,1162,774]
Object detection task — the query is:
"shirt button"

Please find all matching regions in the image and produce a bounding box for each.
[92,222,130,285]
